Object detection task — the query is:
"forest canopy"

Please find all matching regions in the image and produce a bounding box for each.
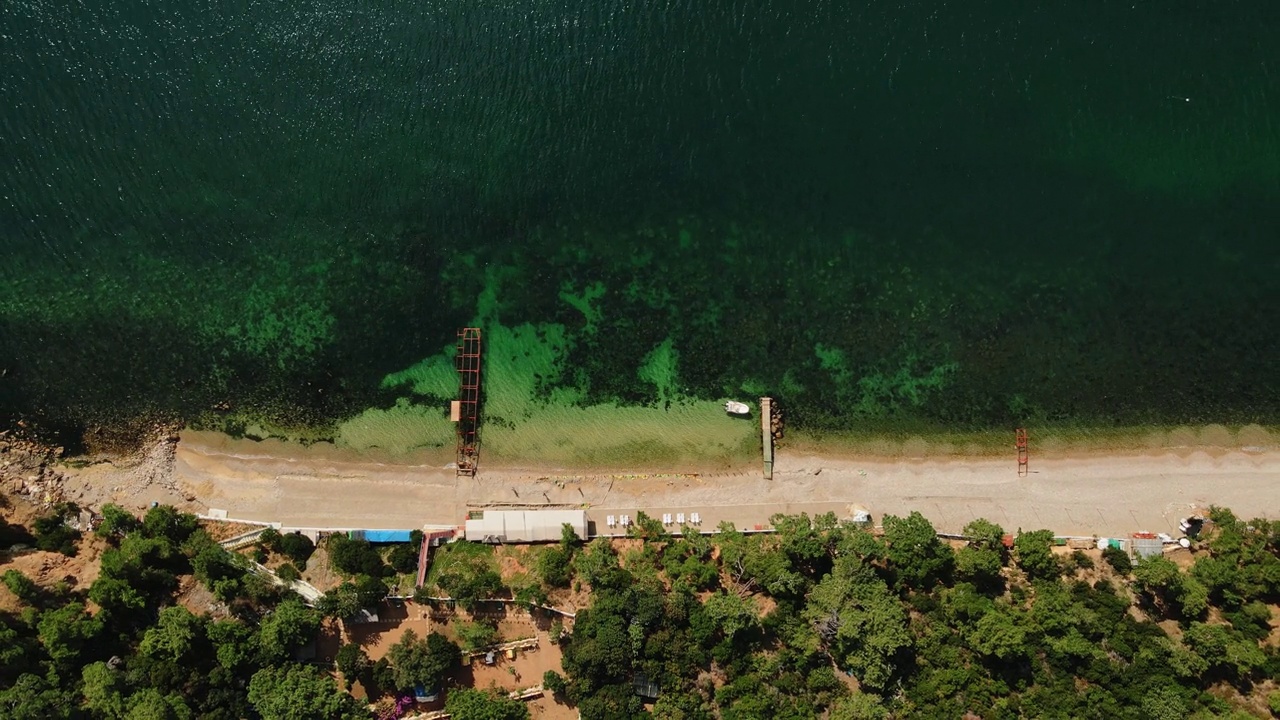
[1,503,1278,719]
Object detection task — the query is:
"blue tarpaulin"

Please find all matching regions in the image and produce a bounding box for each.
[349,529,414,543]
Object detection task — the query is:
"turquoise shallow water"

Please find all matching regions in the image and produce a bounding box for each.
[0,1,1277,446]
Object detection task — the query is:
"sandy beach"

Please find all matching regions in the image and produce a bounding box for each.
[52,426,1275,541]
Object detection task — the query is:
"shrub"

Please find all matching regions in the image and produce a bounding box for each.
[1102,546,1132,574]
[388,544,419,575]
[328,535,386,577]
[277,563,301,584]
[537,547,572,588]
[95,504,140,539]
[456,621,498,651]
[543,670,568,696]
[279,533,315,567]
[258,528,283,552]
[2,569,40,605]
[33,514,81,557]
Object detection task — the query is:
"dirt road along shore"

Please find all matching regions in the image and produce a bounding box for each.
[141,433,1279,539]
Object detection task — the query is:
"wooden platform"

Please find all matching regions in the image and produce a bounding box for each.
[761,397,773,480]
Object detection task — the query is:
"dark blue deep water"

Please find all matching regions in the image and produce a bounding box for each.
[2,0,1277,445]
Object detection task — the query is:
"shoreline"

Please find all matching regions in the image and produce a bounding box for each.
[173,421,1277,474]
[29,424,1274,543]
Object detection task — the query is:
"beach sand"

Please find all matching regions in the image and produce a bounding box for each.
[59,424,1271,540]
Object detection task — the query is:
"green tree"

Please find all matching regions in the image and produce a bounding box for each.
[125,687,193,720]
[335,643,370,690]
[542,670,568,696]
[2,569,41,605]
[207,618,257,672]
[319,574,388,618]
[388,543,419,574]
[1182,621,1266,679]
[560,522,583,551]
[279,533,315,567]
[717,523,806,597]
[327,534,387,577]
[33,512,81,556]
[828,693,889,720]
[1133,555,1206,618]
[247,664,367,720]
[968,607,1028,660]
[277,562,302,583]
[881,512,953,590]
[96,504,141,540]
[184,532,247,602]
[0,673,76,719]
[1014,529,1060,581]
[537,546,573,588]
[141,505,198,546]
[1139,683,1188,720]
[703,591,760,641]
[1102,545,1132,574]
[803,555,912,691]
[81,661,128,718]
[139,606,206,663]
[956,518,1006,589]
[444,688,530,720]
[88,575,149,619]
[256,598,321,663]
[259,527,283,551]
[37,601,103,669]
[387,629,461,692]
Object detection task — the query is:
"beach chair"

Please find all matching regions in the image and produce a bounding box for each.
[662,513,672,525]
[621,515,631,527]
[676,513,685,525]
[691,512,701,525]
[607,515,616,528]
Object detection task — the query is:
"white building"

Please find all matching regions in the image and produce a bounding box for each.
[464,509,588,544]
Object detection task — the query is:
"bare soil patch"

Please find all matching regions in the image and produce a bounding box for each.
[198,519,266,542]
[0,534,105,596]
[300,541,343,593]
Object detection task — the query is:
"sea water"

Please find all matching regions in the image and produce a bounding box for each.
[1,0,1276,458]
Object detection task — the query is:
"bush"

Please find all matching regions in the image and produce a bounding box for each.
[1267,691,1280,716]
[327,535,386,577]
[543,670,567,696]
[33,514,80,557]
[1102,546,1132,574]
[2,569,41,605]
[388,544,419,575]
[537,547,572,588]
[95,504,140,539]
[258,528,283,552]
[457,621,498,651]
[279,533,315,567]
[277,563,301,584]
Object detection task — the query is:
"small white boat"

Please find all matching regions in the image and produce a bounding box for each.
[724,400,751,415]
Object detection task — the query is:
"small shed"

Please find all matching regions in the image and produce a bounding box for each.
[1130,532,1164,560]
[464,510,588,544]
